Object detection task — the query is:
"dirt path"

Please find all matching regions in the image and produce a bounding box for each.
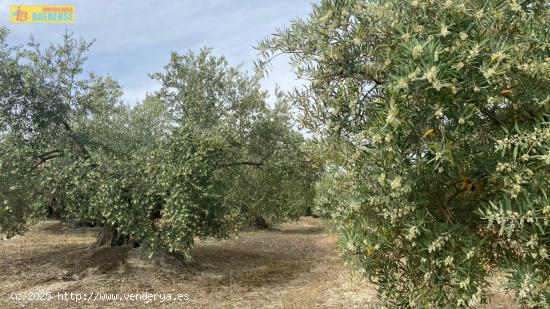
[0,217,375,308]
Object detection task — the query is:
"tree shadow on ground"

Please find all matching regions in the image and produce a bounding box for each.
[38,220,100,236]
[278,225,325,235]
[2,219,324,289]
[189,245,314,287]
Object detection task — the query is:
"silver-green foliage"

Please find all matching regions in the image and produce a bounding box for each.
[0,29,318,258]
[260,0,549,307]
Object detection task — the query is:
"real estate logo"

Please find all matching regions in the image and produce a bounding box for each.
[10,5,75,23]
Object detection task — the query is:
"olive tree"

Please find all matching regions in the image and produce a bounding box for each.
[1,29,318,258]
[0,28,114,234]
[57,49,320,254]
[151,49,320,231]
[260,0,549,307]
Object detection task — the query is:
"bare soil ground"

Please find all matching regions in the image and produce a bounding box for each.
[0,217,375,308]
[0,217,517,308]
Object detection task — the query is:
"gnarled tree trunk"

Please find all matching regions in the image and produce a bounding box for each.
[96,226,139,247]
[252,216,269,229]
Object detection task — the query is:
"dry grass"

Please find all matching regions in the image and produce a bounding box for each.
[0,217,375,308]
[0,217,519,308]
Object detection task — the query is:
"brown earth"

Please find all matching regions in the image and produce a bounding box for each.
[0,217,516,308]
[0,217,375,308]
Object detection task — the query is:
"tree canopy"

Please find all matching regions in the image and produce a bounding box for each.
[0,28,319,258]
[260,0,549,306]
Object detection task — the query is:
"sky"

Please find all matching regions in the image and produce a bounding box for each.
[0,0,315,104]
